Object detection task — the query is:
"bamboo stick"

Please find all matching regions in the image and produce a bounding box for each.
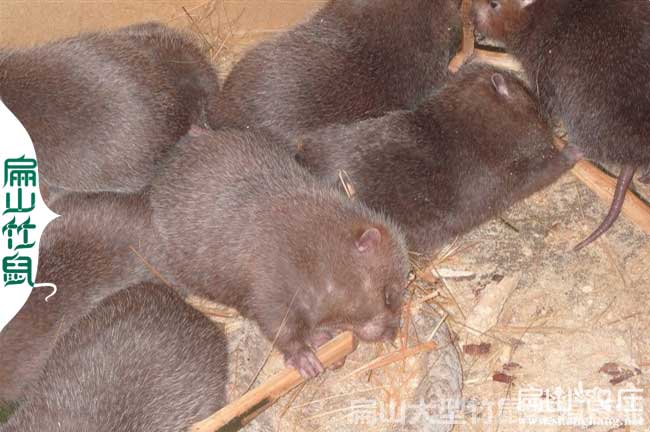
[189,331,357,432]
[343,340,438,379]
[472,49,523,73]
[448,0,475,73]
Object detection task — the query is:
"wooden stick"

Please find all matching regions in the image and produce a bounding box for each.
[448,0,475,73]
[189,331,357,432]
[472,49,523,73]
[186,295,239,319]
[554,138,650,235]
[343,340,438,379]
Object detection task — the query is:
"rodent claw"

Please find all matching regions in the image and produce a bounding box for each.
[286,349,325,379]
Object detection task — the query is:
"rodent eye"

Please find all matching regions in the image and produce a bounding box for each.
[489,0,500,10]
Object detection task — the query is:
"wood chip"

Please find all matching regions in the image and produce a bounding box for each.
[465,274,521,335]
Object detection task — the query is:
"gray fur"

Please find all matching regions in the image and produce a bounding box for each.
[1,282,228,432]
[211,0,461,147]
[149,127,410,378]
[0,22,219,196]
[296,64,577,253]
[0,191,152,403]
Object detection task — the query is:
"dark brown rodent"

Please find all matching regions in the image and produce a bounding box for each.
[1,282,228,432]
[149,127,410,378]
[0,191,152,403]
[295,64,577,253]
[472,0,650,249]
[113,22,221,124]
[211,0,461,146]
[0,22,219,197]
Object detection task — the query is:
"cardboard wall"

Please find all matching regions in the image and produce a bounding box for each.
[0,1,326,48]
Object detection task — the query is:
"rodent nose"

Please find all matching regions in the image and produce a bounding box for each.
[475,30,486,42]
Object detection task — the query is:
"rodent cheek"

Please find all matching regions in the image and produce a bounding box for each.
[355,313,401,342]
[355,321,386,341]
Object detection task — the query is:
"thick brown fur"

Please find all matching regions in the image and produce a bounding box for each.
[1,283,228,432]
[0,22,219,196]
[0,191,152,403]
[211,0,461,146]
[472,0,650,247]
[114,22,221,125]
[149,127,410,378]
[296,64,577,253]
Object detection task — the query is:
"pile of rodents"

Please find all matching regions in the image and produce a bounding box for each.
[1,0,648,430]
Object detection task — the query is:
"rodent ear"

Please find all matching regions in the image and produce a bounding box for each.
[491,73,510,98]
[355,227,382,253]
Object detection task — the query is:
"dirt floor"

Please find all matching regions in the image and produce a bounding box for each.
[447,171,649,431]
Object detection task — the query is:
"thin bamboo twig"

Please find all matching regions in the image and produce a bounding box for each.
[189,331,357,432]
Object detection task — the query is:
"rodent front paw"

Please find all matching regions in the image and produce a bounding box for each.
[285,348,324,379]
[308,330,346,369]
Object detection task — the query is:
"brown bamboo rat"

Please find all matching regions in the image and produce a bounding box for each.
[113,22,221,124]
[0,282,228,432]
[149,127,410,379]
[295,64,578,253]
[0,22,219,199]
[211,0,462,146]
[472,0,650,250]
[0,191,152,403]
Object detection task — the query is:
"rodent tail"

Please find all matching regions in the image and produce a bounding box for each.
[573,164,637,251]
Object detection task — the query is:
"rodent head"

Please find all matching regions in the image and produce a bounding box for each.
[474,67,553,156]
[422,63,553,172]
[472,0,535,42]
[486,69,552,145]
[310,220,410,343]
